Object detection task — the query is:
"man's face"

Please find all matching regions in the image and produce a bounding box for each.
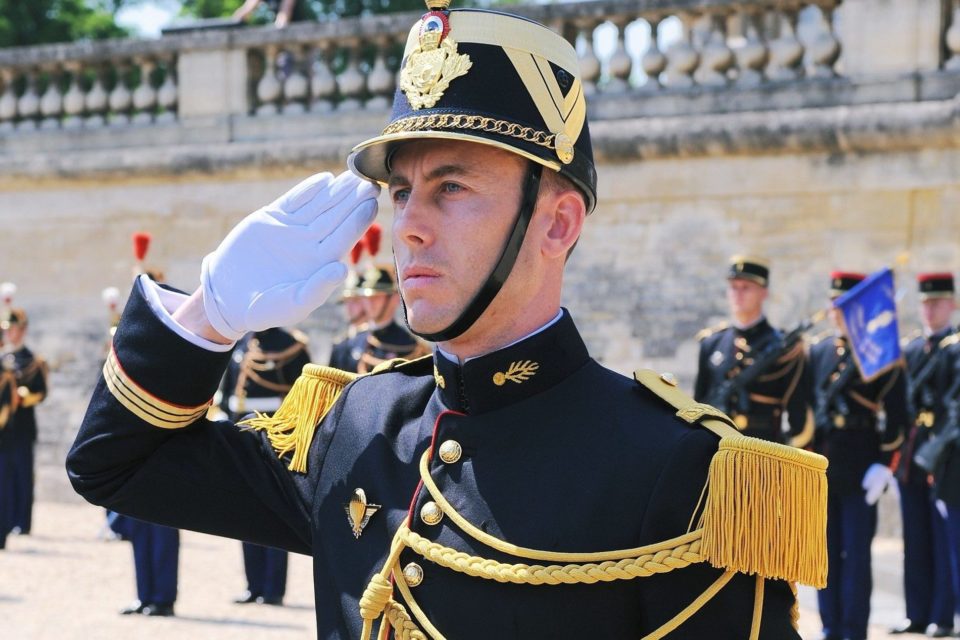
[3,324,24,346]
[362,292,397,325]
[388,140,527,336]
[344,298,366,326]
[726,278,767,318]
[920,297,955,333]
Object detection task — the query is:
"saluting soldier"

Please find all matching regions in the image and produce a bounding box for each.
[328,264,429,374]
[694,257,812,445]
[889,273,956,636]
[0,292,49,536]
[811,271,908,640]
[67,3,828,638]
[220,326,312,606]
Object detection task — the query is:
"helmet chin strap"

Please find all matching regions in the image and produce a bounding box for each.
[401,162,543,344]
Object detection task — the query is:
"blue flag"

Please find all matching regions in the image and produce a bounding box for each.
[833,267,902,381]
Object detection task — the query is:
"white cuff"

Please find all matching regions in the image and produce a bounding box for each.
[138,275,235,353]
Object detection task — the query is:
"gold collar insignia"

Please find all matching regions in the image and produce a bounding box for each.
[492,360,539,386]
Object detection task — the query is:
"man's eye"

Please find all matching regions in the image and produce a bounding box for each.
[392,189,410,204]
[441,182,463,194]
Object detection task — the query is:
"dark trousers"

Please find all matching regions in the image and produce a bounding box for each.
[9,440,34,533]
[128,519,179,606]
[0,448,12,548]
[818,488,878,640]
[944,506,960,618]
[899,478,954,627]
[242,542,288,600]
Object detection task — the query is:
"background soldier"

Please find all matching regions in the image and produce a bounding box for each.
[812,271,908,640]
[890,273,956,636]
[0,286,48,536]
[0,347,17,549]
[328,264,429,373]
[694,256,812,445]
[219,325,312,606]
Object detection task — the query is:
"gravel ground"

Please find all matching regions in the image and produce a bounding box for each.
[1,501,911,639]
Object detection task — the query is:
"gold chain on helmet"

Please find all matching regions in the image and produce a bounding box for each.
[381,114,557,151]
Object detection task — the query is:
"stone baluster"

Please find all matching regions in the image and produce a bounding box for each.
[310,44,337,113]
[283,47,309,114]
[664,13,700,88]
[943,2,960,70]
[155,55,178,123]
[767,7,804,81]
[256,45,282,116]
[85,66,109,128]
[108,62,133,125]
[732,6,768,87]
[605,17,633,92]
[577,20,601,95]
[0,69,16,132]
[695,11,734,86]
[16,69,40,131]
[132,57,157,125]
[337,41,366,111]
[39,65,64,129]
[366,37,395,111]
[61,62,86,129]
[640,18,667,91]
[807,5,841,78]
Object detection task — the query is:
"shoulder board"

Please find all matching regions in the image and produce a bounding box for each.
[240,364,357,474]
[807,328,833,346]
[900,329,922,348]
[633,369,828,588]
[695,321,729,342]
[940,332,960,349]
[368,354,434,376]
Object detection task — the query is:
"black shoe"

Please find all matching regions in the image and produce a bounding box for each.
[890,620,926,634]
[927,625,954,638]
[256,595,283,606]
[119,601,145,615]
[142,603,175,617]
[233,590,259,604]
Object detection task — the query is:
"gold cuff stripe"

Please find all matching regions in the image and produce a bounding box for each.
[382,113,557,152]
[103,350,210,429]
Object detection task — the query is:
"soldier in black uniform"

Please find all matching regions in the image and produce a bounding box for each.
[1,304,48,536]
[811,271,908,640]
[889,273,956,636]
[67,3,828,638]
[0,351,18,549]
[328,265,429,374]
[694,256,812,445]
[220,326,312,606]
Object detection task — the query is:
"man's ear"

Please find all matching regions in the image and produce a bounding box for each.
[540,189,586,260]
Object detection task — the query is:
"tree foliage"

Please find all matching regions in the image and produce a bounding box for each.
[180,0,440,20]
[0,0,130,48]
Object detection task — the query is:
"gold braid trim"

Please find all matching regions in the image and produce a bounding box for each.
[384,600,427,640]
[382,114,556,152]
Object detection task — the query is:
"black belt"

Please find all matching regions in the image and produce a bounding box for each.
[830,413,876,430]
[731,413,779,432]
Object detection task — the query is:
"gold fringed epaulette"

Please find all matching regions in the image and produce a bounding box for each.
[634,369,828,588]
[940,331,960,349]
[241,364,357,473]
[695,321,728,342]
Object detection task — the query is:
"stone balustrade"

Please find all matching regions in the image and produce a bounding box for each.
[0,0,959,169]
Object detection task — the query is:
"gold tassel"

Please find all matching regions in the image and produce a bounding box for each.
[700,436,828,589]
[240,364,357,473]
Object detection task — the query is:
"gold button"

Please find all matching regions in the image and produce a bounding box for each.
[735,352,744,361]
[402,562,424,587]
[420,501,443,526]
[438,440,462,464]
[659,372,678,386]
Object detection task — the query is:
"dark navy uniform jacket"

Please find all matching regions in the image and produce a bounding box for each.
[896,329,955,486]
[809,336,907,494]
[0,345,47,448]
[68,281,802,639]
[328,320,428,375]
[694,319,811,445]
[220,328,312,420]
[934,333,960,506]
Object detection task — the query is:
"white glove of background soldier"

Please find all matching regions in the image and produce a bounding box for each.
[861,463,894,506]
[201,172,379,341]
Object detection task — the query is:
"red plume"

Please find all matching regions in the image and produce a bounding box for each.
[349,239,365,266]
[364,223,382,257]
[133,232,152,262]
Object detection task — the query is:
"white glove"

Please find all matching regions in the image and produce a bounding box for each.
[201,172,379,340]
[937,499,948,519]
[861,463,894,506]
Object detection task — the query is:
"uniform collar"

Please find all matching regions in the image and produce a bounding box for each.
[432,309,590,415]
[734,316,770,339]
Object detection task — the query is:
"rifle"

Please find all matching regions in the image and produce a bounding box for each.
[813,349,857,431]
[905,339,948,419]
[914,374,960,475]
[705,315,818,417]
